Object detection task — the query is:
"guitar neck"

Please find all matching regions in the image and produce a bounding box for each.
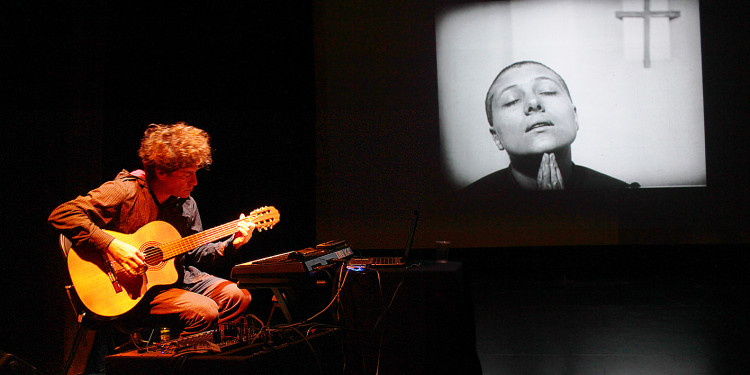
[160,219,241,260]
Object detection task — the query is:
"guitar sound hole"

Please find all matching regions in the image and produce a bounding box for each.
[142,246,164,266]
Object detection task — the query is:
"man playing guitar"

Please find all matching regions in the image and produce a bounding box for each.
[49,122,257,338]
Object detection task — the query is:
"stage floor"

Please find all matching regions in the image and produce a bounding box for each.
[470,274,749,375]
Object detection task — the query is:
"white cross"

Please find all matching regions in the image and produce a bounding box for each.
[616,0,680,68]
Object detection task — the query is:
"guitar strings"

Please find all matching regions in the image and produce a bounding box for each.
[161,208,278,259]
[110,208,278,275]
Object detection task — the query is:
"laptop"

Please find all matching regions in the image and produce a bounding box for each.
[348,210,419,268]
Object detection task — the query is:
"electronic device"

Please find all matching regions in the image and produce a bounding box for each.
[347,210,419,268]
[231,241,353,288]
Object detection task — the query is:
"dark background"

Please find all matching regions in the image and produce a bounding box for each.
[1,2,315,372]
[1,1,748,374]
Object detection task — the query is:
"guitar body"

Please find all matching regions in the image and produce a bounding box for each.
[67,221,182,319]
[66,206,279,319]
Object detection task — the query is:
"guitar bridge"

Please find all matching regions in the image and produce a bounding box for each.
[107,260,124,293]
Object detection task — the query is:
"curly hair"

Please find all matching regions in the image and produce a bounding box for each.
[138,122,213,176]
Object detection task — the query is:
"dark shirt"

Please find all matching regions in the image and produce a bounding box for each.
[453,164,637,209]
[49,170,235,284]
[462,164,634,195]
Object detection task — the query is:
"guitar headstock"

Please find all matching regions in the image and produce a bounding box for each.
[247,206,280,231]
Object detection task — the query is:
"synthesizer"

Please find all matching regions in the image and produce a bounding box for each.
[231,240,353,288]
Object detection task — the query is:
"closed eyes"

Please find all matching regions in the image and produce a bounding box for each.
[502,99,520,107]
[502,91,556,107]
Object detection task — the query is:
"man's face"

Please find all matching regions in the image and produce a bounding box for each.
[158,166,199,198]
[488,64,578,157]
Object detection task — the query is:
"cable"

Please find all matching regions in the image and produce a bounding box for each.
[291,327,325,375]
[167,351,192,375]
[293,264,350,324]
[375,326,386,375]
[371,263,418,375]
[373,267,409,330]
[376,269,385,309]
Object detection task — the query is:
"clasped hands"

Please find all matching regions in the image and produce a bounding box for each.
[536,152,564,190]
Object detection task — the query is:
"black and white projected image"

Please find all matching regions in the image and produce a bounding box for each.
[436,0,706,191]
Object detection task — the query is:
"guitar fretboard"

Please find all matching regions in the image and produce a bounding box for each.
[161,219,242,259]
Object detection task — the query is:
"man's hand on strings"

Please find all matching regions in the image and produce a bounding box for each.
[537,153,564,190]
[232,213,255,249]
[107,238,147,277]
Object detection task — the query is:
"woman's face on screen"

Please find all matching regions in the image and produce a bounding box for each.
[488,64,578,157]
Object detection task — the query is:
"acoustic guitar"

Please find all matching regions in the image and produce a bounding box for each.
[66,206,279,319]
